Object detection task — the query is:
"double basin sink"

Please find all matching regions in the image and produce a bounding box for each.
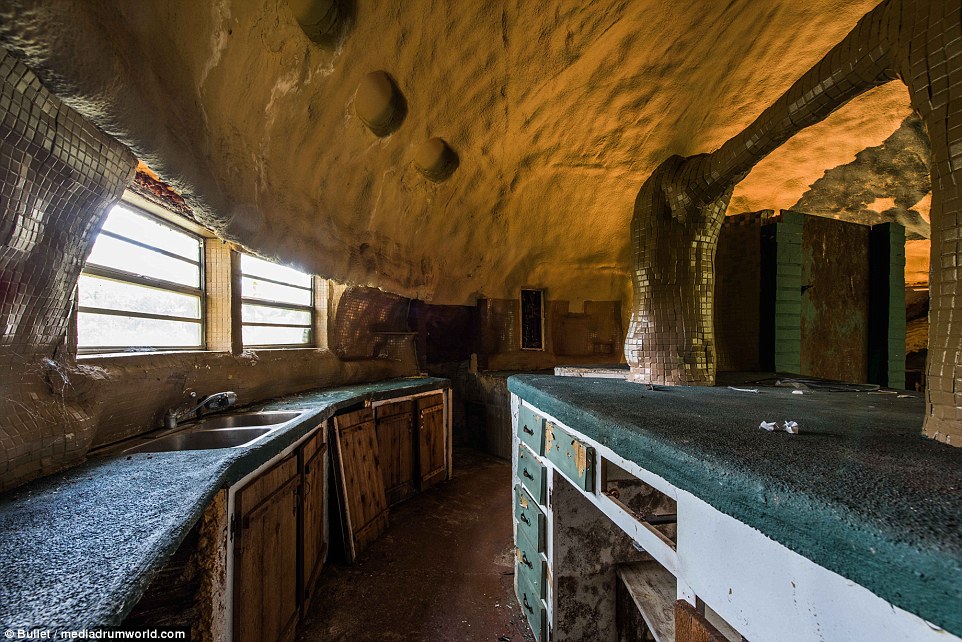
[124,410,307,454]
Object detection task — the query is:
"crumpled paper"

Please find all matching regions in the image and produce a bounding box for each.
[759,420,800,434]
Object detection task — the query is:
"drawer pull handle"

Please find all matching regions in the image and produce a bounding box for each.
[523,594,533,613]
[522,425,534,436]
[521,552,533,569]
[520,513,531,526]
[523,469,534,480]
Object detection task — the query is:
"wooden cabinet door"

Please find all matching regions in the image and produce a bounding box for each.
[332,407,389,561]
[299,426,328,605]
[234,454,299,642]
[417,394,446,491]
[675,600,731,642]
[375,400,415,506]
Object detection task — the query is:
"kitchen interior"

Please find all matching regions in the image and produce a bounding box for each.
[0,1,961,641]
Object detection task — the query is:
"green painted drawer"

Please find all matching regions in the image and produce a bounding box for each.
[515,525,546,599]
[515,484,546,553]
[516,571,547,642]
[518,443,547,505]
[544,421,596,492]
[518,403,545,455]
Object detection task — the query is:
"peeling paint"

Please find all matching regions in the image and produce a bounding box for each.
[573,440,588,478]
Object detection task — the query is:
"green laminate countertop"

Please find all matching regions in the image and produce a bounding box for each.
[0,376,448,631]
[507,374,962,636]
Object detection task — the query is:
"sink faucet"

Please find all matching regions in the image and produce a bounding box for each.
[164,391,237,429]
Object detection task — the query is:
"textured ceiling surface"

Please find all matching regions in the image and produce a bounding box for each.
[0,0,919,305]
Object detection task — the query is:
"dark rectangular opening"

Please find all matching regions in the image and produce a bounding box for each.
[601,458,677,548]
[521,288,545,350]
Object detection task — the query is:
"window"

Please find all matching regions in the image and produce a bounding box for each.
[240,254,314,347]
[77,202,204,352]
[521,288,545,350]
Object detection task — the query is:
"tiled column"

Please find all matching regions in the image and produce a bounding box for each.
[898,1,962,443]
[627,0,961,437]
[625,155,731,385]
[205,240,233,352]
[0,48,135,490]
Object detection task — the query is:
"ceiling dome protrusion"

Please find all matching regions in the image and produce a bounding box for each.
[287,0,340,43]
[414,138,459,182]
[355,71,406,137]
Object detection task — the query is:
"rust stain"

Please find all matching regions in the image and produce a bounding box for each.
[544,422,555,454]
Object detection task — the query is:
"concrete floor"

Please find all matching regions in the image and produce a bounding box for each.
[297,448,535,642]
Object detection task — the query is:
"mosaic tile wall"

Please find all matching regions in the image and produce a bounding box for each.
[0,47,136,490]
[626,155,731,385]
[626,0,962,442]
[330,286,414,361]
[0,52,419,491]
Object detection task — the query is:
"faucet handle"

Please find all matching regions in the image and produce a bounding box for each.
[205,391,237,412]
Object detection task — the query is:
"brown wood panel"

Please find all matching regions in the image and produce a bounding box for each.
[417,394,446,490]
[375,400,416,505]
[234,454,299,642]
[675,601,729,642]
[715,216,763,372]
[617,562,675,641]
[299,427,328,606]
[237,455,298,515]
[800,216,870,382]
[333,407,389,561]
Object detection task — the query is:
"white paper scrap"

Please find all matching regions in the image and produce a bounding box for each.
[792,390,804,395]
[759,421,778,432]
[784,420,800,434]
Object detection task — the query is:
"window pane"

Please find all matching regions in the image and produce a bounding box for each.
[243,324,311,346]
[240,253,312,288]
[79,274,201,319]
[242,276,312,306]
[242,303,312,325]
[87,235,200,287]
[102,204,200,261]
[78,312,202,348]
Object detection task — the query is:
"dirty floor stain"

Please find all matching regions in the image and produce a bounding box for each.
[297,448,535,642]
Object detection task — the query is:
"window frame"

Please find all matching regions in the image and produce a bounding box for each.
[238,253,315,349]
[520,288,546,351]
[77,200,207,354]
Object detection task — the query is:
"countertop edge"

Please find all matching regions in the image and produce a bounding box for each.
[506,374,962,637]
[0,377,449,630]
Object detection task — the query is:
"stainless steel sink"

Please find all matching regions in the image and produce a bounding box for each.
[125,427,273,454]
[123,410,307,454]
[188,411,303,431]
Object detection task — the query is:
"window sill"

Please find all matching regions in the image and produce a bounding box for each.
[78,349,218,361]
[76,347,333,366]
[241,346,320,352]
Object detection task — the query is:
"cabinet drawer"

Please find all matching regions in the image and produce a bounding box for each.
[518,404,545,455]
[517,443,547,505]
[515,485,546,553]
[515,527,547,600]
[544,422,596,492]
[516,573,547,642]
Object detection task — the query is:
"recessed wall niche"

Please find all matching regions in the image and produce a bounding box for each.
[287,0,342,44]
[520,289,545,351]
[414,137,459,182]
[355,71,406,137]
